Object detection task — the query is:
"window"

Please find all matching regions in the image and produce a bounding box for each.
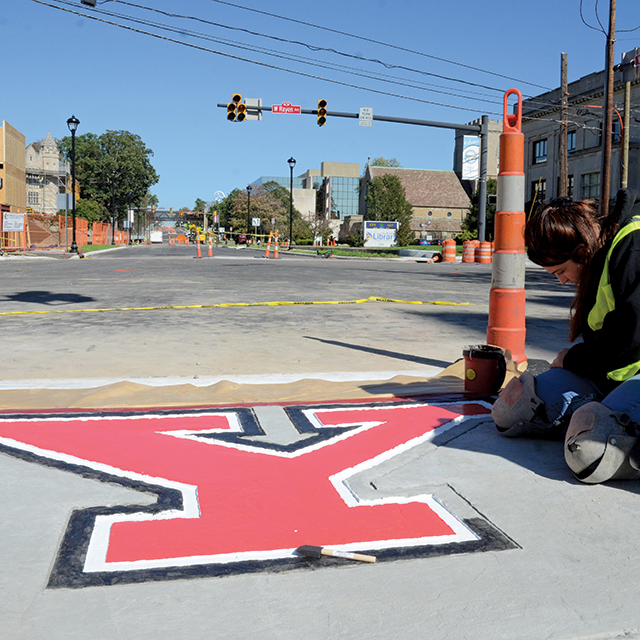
[556,175,574,198]
[27,191,39,205]
[533,139,547,164]
[581,172,600,199]
[531,179,546,203]
[567,131,576,154]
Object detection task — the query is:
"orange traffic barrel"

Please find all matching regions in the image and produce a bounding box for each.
[476,241,492,263]
[442,238,456,262]
[487,88,527,365]
[462,240,475,263]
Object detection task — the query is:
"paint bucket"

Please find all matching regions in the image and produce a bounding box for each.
[462,344,506,394]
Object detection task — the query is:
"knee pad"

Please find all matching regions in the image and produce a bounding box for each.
[492,371,555,438]
[565,401,640,484]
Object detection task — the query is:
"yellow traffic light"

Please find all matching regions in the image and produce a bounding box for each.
[317,99,327,126]
[228,94,244,122]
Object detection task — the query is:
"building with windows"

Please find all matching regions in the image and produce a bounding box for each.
[521,48,640,209]
[252,161,361,227]
[359,163,471,241]
[0,120,26,214]
[25,132,71,215]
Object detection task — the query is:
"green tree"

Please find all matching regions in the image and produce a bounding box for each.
[460,178,497,241]
[371,157,402,168]
[194,198,206,213]
[60,130,159,224]
[225,182,311,241]
[364,174,414,246]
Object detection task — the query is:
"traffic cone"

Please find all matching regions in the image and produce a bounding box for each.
[196,234,202,258]
[265,231,272,258]
[274,230,279,259]
[208,232,213,257]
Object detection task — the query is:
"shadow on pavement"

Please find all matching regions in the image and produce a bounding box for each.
[303,335,451,368]
[2,290,96,306]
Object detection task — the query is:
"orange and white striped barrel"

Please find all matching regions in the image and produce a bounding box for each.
[476,241,492,263]
[442,238,456,262]
[487,88,526,365]
[462,240,475,263]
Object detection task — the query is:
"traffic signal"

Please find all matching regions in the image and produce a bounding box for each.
[317,100,327,126]
[227,94,245,122]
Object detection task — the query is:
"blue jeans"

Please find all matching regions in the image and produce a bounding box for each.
[536,368,640,428]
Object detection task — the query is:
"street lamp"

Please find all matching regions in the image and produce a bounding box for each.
[111,168,117,245]
[287,156,296,249]
[66,115,80,253]
[127,191,132,244]
[246,184,252,245]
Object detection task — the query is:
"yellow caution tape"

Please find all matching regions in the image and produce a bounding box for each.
[0,296,471,317]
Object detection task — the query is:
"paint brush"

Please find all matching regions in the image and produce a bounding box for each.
[295,545,376,563]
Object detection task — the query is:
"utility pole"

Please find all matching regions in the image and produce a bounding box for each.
[559,53,569,197]
[620,48,639,188]
[600,0,616,217]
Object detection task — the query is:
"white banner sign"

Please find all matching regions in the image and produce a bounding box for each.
[462,135,480,180]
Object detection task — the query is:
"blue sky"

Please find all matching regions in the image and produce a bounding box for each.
[3,0,639,209]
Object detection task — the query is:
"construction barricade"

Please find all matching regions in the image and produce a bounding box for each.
[442,238,456,262]
[487,89,527,365]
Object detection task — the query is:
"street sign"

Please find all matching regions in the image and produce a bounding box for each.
[359,107,373,127]
[272,101,301,114]
[252,218,261,227]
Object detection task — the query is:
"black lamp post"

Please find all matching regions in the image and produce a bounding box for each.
[127,191,132,244]
[66,115,80,253]
[246,184,252,244]
[111,168,117,245]
[287,157,296,249]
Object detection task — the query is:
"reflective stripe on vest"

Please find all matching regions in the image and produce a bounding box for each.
[587,215,640,381]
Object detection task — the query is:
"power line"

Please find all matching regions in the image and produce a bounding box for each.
[202,0,552,91]
[54,0,504,106]
[107,0,518,96]
[34,0,505,116]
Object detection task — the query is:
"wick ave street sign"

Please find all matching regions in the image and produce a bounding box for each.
[272,101,301,114]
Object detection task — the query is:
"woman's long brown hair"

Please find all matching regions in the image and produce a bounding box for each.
[525,198,619,341]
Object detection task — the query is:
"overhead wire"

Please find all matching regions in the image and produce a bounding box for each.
[199,0,552,91]
[33,0,506,116]
[106,0,523,97]
[52,0,506,107]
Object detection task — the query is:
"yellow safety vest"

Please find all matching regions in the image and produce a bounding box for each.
[587,215,640,381]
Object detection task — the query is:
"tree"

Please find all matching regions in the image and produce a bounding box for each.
[371,157,402,168]
[364,174,414,246]
[194,198,206,213]
[460,178,497,241]
[60,130,159,224]
[224,182,311,241]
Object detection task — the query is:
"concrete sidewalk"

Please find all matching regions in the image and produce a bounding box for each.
[1,247,639,640]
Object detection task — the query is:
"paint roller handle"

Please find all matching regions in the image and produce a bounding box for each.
[322,549,376,563]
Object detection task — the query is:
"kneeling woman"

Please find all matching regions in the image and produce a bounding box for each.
[492,189,640,483]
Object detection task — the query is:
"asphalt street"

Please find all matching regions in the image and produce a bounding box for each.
[0,243,572,385]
